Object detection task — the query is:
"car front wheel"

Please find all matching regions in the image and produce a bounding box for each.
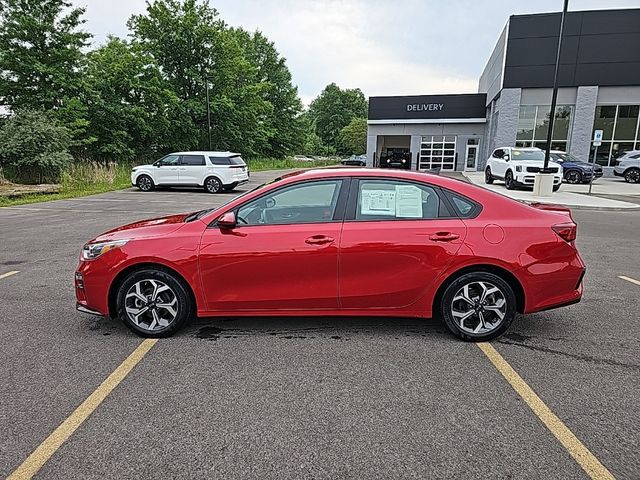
[505,170,516,190]
[439,272,517,341]
[485,167,494,184]
[564,170,582,184]
[136,175,154,192]
[116,268,192,337]
[624,168,640,183]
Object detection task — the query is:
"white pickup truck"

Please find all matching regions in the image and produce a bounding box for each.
[485,147,563,191]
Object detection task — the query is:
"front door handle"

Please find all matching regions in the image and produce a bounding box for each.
[305,235,334,245]
[429,232,460,242]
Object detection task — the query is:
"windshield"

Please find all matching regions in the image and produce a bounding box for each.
[511,149,545,161]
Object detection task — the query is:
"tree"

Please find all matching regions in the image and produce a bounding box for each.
[128,0,273,157]
[307,83,367,153]
[0,109,72,182]
[81,37,194,162]
[0,0,91,111]
[340,117,367,155]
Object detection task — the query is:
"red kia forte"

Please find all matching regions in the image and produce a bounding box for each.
[75,168,585,341]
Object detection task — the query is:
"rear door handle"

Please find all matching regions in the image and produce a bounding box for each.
[305,235,334,245]
[428,232,460,242]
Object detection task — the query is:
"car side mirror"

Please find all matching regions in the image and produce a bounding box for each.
[218,211,237,229]
[155,163,161,167]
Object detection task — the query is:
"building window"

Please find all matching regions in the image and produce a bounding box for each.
[591,105,640,166]
[419,136,456,171]
[515,105,573,152]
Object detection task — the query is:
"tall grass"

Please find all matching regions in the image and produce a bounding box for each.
[247,156,340,171]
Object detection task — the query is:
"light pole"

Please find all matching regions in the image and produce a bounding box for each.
[543,0,569,172]
[205,76,212,150]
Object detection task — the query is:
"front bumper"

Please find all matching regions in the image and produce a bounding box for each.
[515,174,563,186]
[76,302,104,316]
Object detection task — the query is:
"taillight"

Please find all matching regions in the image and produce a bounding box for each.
[552,222,577,242]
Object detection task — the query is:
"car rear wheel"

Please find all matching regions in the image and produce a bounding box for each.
[439,272,517,341]
[624,168,640,183]
[136,175,154,192]
[485,167,494,184]
[116,268,192,337]
[505,170,516,190]
[204,176,222,193]
[564,170,582,184]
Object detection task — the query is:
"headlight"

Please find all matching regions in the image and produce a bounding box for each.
[82,240,128,260]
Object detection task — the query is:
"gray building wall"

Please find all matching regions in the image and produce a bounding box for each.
[483,88,521,165]
[569,86,598,161]
[478,22,508,104]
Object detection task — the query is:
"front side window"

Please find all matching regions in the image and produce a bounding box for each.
[492,149,504,159]
[355,180,443,221]
[158,155,180,166]
[181,155,205,166]
[236,180,343,226]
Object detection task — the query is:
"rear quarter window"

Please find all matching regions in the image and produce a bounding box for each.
[229,155,245,165]
[209,157,231,165]
[443,190,481,218]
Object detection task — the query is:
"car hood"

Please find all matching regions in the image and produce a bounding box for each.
[565,160,599,169]
[91,213,190,242]
[132,164,153,170]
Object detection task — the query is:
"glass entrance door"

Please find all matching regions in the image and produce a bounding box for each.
[465,144,478,171]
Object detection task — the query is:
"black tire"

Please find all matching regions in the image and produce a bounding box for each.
[564,170,582,184]
[136,175,154,192]
[116,268,192,337]
[553,184,561,192]
[439,271,517,342]
[485,167,494,184]
[223,182,238,191]
[204,176,222,193]
[505,170,516,190]
[624,168,640,183]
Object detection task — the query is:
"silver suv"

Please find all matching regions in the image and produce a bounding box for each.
[613,150,640,183]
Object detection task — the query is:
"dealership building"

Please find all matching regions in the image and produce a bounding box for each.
[366,7,640,172]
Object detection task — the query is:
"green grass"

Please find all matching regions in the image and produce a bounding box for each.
[0,162,131,207]
[247,157,340,171]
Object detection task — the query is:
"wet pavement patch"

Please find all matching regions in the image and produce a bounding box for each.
[196,326,224,341]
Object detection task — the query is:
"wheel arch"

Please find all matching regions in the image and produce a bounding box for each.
[432,264,525,316]
[203,174,224,188]
[108,262,198,318]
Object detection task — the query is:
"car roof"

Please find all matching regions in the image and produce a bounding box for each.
[170,151,241,156]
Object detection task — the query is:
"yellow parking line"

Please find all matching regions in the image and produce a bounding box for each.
[618,275,640,287]
[7,339,158,480]
[0,270,19,280]
[477,343,615,480]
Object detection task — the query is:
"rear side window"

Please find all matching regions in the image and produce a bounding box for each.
[229,155,245,165]
[355,179,444,220]
[181,155,205,166]
[444,191,480,218]
[209,157,230,165]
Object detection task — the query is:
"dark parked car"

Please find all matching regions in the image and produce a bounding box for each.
[341,155,367,166]
[548,150,603,184]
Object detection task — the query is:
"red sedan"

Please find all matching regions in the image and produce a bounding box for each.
[75,168,585,341]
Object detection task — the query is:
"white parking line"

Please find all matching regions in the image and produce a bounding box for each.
[0,270,19,280]
[618,275,640,286]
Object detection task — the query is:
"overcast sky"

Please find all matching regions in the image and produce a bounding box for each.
[71,0,639,105]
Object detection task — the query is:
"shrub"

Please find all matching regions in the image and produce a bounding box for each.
[0,109,73,183]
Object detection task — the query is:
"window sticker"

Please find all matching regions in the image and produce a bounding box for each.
[395,185,423,218]
[361,188,396,216]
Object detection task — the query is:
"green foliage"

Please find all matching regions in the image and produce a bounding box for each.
[307,83,368,153]
[0,0,91,110]
[0,109,72,182]
[339,117,367,155]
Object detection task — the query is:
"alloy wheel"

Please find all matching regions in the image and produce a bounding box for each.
[625,169,640,183]
[450,281,507,335]
[206,177,221,193]
[138,176,152,191]
[124,279,178,332]
[565,171,582,184]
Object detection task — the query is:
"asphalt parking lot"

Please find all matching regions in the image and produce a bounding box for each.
[1,169,639,479]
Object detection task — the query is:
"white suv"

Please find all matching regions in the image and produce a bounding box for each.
[613,150,640,183]
[131,151,249,193]
[485,147,563,191]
